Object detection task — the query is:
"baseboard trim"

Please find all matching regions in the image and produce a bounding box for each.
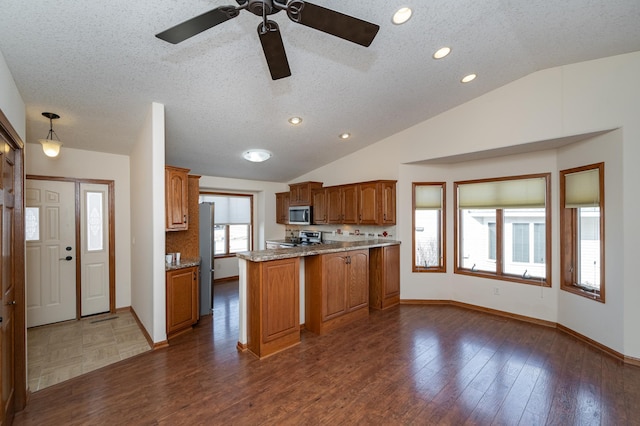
[401,298,629,365]
[237,341,248,352]
[126,306,157,350]
[214,276,239,284]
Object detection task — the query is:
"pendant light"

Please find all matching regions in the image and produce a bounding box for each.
[39,112,63,157]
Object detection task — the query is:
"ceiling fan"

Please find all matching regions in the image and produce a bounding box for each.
[156,0,379,80]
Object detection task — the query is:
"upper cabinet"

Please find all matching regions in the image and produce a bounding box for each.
[312,188,327,224]
[289,181,323,206]
[165,165,190,231]
[325,181,396,226]
[275,191,290,225]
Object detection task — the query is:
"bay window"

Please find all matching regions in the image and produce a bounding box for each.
[413,182,445,272]
[454,173,551,286]
[560,163,604,302]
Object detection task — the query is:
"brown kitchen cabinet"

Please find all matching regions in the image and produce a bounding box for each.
[369,245,400,310]
[380,180,396,225]
[326,185,358,224]
[275,191,290,224]
[166,266,199,337]
[247,257,300,359]
[312,188,327,224]
[305,249,369,335]
[359,181,397,225]
[165,165,190,231]
[289,181,323,206]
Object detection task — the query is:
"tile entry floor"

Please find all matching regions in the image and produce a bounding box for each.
[27,311,151,391]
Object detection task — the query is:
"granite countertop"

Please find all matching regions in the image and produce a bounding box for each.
[165,257,200,271]
[236,239,400,262]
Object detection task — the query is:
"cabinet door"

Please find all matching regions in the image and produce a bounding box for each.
[322,253,348,320]
[358,182,379,225]
[166,267,197,334]
[165,167,189,231]
[326,186,343,224]
[276,192,290,224]
[342,185,359,224]
[383,245,400,298]
[381,181,396,225]
[347,250,369,311]
[261,259,299,343]
[312,189,327,224]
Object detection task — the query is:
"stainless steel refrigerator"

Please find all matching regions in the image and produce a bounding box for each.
[199,202,215,315]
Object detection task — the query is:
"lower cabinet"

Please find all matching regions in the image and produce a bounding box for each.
[305,249,369,335]
[369,245,400,310]
[247,257,300,359]
[166,266,199,338]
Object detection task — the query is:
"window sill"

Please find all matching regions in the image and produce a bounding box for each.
[413,266,446,273]
[455,268,551,287]
[561,283,604,303]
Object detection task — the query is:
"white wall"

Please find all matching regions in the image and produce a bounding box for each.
[25,144,132,308]
[296,52,640,359]
[0,49,25,141]
[199,175,288,279]
[130,102,166,343]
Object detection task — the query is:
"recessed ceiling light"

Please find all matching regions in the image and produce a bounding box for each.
[392,7,412,25]
[461,73,477,83]
[288,116,302,125]
[243,149,272,162]
[433,47,451,59]
[339,133,351,140]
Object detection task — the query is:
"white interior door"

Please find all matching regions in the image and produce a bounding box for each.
[80,183,110,316]
[26,180,76,327]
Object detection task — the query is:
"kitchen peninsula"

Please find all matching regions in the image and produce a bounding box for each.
[236,239,400,359]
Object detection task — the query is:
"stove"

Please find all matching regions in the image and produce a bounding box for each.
[298,230,322,245]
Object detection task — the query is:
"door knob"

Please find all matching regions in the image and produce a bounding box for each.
[59,256,73,261]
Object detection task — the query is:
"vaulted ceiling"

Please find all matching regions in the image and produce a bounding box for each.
[1,0,639,182]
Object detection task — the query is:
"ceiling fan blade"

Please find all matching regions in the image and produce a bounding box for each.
[258,21,291,80]
[156,6,240,44]
[291,2,379,47]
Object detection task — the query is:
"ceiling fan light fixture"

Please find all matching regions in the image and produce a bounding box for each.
[392,7,412,25]
[339,132,351,140]
[243,149,272,162]
[433,47,451,59]
[288,116,302,125]
[39,112,63,158]
[461,73,477,83]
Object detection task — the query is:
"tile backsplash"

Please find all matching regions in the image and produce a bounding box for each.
[285,224,396,242]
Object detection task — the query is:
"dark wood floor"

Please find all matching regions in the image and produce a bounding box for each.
[15,281,640,425]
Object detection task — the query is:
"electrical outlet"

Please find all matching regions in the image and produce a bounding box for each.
[493,287,500,295]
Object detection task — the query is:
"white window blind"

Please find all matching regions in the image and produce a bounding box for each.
[200,195,251,224]
[564,168,600,208]
[458,177,546,209]
[415,185,442,209]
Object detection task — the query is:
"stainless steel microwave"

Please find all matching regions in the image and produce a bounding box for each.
[289,206,312,225]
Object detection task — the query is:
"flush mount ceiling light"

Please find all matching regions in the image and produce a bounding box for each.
[288,116,302,125]
[461,73,477,83]
[38,112,63,158]
[392,7,412,25]
[433,47,451,59]
[243,149,272,162]
[339,132,351,140]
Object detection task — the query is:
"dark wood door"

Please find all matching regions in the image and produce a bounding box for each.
[0,141,16,424]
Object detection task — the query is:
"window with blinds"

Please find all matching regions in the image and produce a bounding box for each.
[560,163,604,302]
[454,173,551,286]
[413,182,446,272]
[200,193,253,256]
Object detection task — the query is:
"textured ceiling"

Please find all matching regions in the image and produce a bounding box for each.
[1,0,639,182]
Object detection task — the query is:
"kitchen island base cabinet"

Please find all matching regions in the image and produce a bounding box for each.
[166,266,199,338]
[247,258,300,359]
[369,245,400,310]
[305,250,369,335]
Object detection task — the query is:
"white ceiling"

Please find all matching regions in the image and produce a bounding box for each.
[1,1,639,182]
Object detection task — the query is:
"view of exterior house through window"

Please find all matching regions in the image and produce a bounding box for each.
[413,182,445,272]
[200,193,253,256]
